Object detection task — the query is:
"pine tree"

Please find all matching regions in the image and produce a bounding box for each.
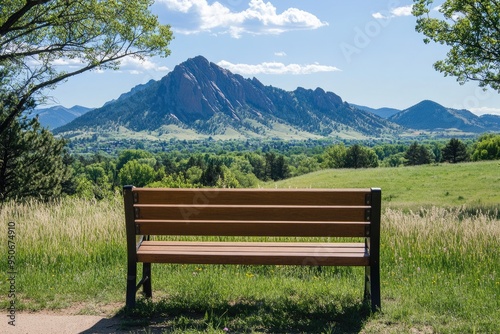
[404,142,434,166]
[442,138,469,163]
[265,153,290,181]
[344,144,379,169]
[0,117,69,201]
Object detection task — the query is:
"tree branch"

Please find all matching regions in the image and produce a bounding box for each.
[0,0,51,36]
[0,47,148,134]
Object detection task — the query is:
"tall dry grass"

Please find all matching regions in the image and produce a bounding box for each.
[372,207,500,333]
[1,198,498,276]
[0,196,124,270]
[382,206,500,272]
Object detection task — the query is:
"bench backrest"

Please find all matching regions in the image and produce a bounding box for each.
[123,187,381,240]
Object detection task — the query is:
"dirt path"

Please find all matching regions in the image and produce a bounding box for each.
[1,303,134,334]
[1,313,123,334]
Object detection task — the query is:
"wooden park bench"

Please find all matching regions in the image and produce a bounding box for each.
[123,186,381,312]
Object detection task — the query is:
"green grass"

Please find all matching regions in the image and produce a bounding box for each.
[1,161,499,333]
[266,160,500,210]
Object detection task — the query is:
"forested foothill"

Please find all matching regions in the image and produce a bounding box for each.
[2,132,499,202]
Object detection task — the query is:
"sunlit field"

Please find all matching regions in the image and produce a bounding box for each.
[268,160,500,209]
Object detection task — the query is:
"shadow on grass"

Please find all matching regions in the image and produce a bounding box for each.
[83,297,371,333]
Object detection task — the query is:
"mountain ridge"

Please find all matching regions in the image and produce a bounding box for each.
[388,100,500,132]
[55,56,399,140]
[349,104,400,119]
[54,56,500,139]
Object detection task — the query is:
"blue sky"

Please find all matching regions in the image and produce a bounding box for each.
[47,0,500,115]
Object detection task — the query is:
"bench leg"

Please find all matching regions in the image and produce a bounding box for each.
[364,265,381,312]
[364,266,370,303]
[370,264,381,312]
[126,261,137,309]
[143,262,152,299]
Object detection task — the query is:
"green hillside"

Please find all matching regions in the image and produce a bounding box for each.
[267,160,500,208]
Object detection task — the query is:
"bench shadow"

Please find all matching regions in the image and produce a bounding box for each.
[81,298,371,333]
[78,317,126,334]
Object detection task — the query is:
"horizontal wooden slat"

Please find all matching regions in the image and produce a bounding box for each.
[142,241,366,248]
[135,205,369,222]
[133,188,370,206]
[136,220,368,237]
[136,241,369,266]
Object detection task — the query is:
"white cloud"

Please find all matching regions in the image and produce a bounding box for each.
[372,5,413,20]
[470,107,500,116]
[117,56,169,74]
[372,12,386,20]
[48,55,168,75]
[157,0,328,38]
[51,58,83,66]
[274,51,287,57]
[216,60,340,75]
[391,5,413,17]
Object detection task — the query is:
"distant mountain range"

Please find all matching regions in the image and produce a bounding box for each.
[349,104,400,119]
[350,101,500,133]
[52,56,500,140]
[30,105,93,130]
[388,100,500,132]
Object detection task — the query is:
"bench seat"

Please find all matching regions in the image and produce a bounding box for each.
[137,241,370,266]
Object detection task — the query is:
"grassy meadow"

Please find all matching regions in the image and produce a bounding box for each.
[268,160,500,209]
[1,161,499,333]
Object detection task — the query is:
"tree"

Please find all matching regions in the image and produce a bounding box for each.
[215,166,240,188]
[265,153,290,181]
[321,144,347,169]
[0,117,69,201]
[118,160,157,187]
[229,156,259,187]
[442,138,469,163]
[381,152,406,167]
[116,149,155,171]
[288,154,320,176]
[0,0,173,135]
[185,166,203,185]
[84,164,109,185]
[344,144,379,169]
[404,142,434,165]
[246,153,267,180]
[413,0,500,91]
[79,163,116,199]
[200,158,224,186]
[471,134,500,160]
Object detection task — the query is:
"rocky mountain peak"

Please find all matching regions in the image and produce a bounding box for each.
[54,56,400,138]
